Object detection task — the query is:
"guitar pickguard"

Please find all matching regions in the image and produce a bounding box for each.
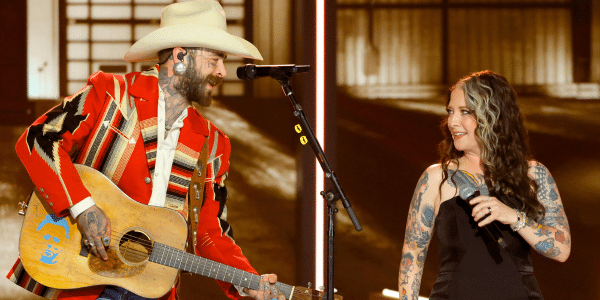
[88,228,153,278]
[88,248,146,278]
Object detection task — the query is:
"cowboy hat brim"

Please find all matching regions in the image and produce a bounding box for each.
[124,23,263,62]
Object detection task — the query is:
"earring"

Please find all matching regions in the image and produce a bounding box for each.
[173,62,186,75]
[173,51,187,75]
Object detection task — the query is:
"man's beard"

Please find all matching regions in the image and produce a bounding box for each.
[174,66,223,107]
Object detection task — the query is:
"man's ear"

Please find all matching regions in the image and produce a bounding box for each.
[173,47,186,62]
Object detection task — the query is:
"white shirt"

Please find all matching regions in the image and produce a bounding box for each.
[147,86,188,207]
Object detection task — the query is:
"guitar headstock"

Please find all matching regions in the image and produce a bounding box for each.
[291,286,343,300]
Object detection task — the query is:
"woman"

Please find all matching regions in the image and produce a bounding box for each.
[398,71,571,300]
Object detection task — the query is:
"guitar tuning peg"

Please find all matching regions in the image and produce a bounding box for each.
[307,282,311,289]
[318,286,338,293]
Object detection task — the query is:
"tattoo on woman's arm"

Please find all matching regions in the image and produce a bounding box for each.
[410,270,422,300]
[533,164,570,232]
[535,238,561,258]
[554,229,570,246]
[399,252,414,285]
[404,173,431,250]
[421,204,435,228]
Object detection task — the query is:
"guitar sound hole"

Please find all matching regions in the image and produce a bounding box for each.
[119,230,152,264]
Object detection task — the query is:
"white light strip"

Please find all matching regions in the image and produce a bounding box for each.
[382,289,400,299]
[315,0,326,290]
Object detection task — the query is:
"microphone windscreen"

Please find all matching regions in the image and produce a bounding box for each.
[459,186,478,201]
[236,65,255,80]
[451,171,477,200]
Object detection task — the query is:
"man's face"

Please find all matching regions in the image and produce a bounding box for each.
[175,48,227,107]
[35,214,70,265]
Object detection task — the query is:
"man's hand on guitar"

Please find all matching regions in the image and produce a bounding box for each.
[77,204,112,260]
[245,274,285,300]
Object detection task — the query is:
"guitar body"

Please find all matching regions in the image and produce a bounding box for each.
[19,165,344,300]
[19,165,187,298]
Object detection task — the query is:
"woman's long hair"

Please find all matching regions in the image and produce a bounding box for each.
[439,70,545,220]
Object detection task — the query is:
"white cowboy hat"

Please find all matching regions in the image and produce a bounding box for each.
[124,0,262,62]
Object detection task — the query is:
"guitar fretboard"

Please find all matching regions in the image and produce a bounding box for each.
[149,242,294,299]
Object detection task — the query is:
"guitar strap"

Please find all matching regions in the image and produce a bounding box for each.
[186,127,210,254]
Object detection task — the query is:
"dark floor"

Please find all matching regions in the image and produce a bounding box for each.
[2,95,600,299]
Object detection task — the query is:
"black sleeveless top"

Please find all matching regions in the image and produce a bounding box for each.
[430,196,544,300]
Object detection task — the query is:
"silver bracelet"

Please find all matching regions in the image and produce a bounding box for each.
[510,209,527,232]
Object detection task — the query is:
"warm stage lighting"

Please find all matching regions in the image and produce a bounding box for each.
[315,0,326,290]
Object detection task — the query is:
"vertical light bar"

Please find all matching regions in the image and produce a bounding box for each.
[315,0,326,290]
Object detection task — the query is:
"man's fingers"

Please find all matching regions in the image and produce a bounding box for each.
[92,236,108,260]
[100,224,111,247]
[87,237,99,257]
[267,274,278,283]
[101,212,112,246]
[270,286,279,299]
[253,274,280,300]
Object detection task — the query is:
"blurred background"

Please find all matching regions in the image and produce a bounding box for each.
[1,0,599,299]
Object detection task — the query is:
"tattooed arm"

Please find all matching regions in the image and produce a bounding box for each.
[399,166,440,300]
[470,161,571,262]
[517,161,571,262]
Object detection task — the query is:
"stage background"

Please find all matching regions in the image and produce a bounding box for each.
[1,0,599,299]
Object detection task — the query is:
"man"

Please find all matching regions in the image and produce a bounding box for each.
[7,1,285,299]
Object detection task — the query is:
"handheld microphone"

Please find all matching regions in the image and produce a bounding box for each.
[459,189,507,249]
[236,64,310,80]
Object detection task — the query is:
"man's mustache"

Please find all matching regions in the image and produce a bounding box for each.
[206,74,223,87]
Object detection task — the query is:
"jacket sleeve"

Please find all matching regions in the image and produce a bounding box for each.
[195,131,258,299]
[15,72,110,217]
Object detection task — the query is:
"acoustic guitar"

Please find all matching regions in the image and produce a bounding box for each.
[19,164,342,299]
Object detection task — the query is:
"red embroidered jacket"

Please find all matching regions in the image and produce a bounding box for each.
[8,66,256,300]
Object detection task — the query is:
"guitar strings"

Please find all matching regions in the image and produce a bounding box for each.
[88,237,244,275]
[81,237,322,299]
[87,231,194,261]
[102,231,155,248]
[103,230,189,249]
[81,238,315,300]
[99,242,218,272]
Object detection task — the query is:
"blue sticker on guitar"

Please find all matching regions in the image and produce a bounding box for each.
[35,214,70,265]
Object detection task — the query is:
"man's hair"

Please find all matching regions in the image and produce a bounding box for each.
[36,214,71,239]
[158,48,173,64]
[438,70,544,220]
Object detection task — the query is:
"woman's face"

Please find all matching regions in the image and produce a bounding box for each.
[447,86,480,155]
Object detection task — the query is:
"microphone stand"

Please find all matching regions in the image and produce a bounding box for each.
[270,69,362,300]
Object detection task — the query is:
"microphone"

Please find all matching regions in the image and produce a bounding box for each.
[459,189,507,249]
[237,64,310,80]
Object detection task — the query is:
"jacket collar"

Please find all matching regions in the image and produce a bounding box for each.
[129,65,160,103]
[186,106,210,136]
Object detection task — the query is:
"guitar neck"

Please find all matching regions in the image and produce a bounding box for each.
[149,242,294,298]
